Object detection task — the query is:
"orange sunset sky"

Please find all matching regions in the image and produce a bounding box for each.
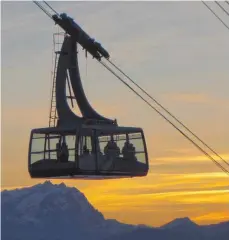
[1,1,229,227]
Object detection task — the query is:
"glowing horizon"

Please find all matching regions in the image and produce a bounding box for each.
[1,174,229,227]
[1,1,229,227]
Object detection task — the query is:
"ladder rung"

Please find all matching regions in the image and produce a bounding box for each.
[49,40,61,127]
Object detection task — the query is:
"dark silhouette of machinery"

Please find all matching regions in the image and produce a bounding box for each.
[28,7,149,179]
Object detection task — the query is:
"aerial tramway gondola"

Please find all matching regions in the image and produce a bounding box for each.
[29,1,229,179]
[28,9,149,179]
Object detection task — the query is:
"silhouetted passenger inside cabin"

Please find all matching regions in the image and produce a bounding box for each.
[129,143,137,161]
[104,141,110,156]
[60,141,69,162]
[104,139,120,159]
[83,145,90,155]
[122,141,137,161]
[122,141,129,159]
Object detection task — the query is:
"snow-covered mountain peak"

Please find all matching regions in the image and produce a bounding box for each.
[1,183,229,240]
[2,181,104,227]
[161,217,198,230]
[1,182,134,240]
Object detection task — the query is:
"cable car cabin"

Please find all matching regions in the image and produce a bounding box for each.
[28,125,149,179]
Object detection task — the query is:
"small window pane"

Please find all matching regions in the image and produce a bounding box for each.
[31,152,43,164]
[31,134,45,153]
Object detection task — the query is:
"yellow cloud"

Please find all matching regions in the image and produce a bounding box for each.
[194,211,229,223]
[154,153,229,163]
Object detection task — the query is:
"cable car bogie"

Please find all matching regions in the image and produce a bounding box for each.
[52,13,109,60]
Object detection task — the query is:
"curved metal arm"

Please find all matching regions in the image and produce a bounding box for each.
[55,36,115,127]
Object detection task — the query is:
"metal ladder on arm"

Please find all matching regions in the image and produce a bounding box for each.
[48,32,66,127]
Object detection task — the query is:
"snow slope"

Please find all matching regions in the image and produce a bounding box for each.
[1,181,228,240]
